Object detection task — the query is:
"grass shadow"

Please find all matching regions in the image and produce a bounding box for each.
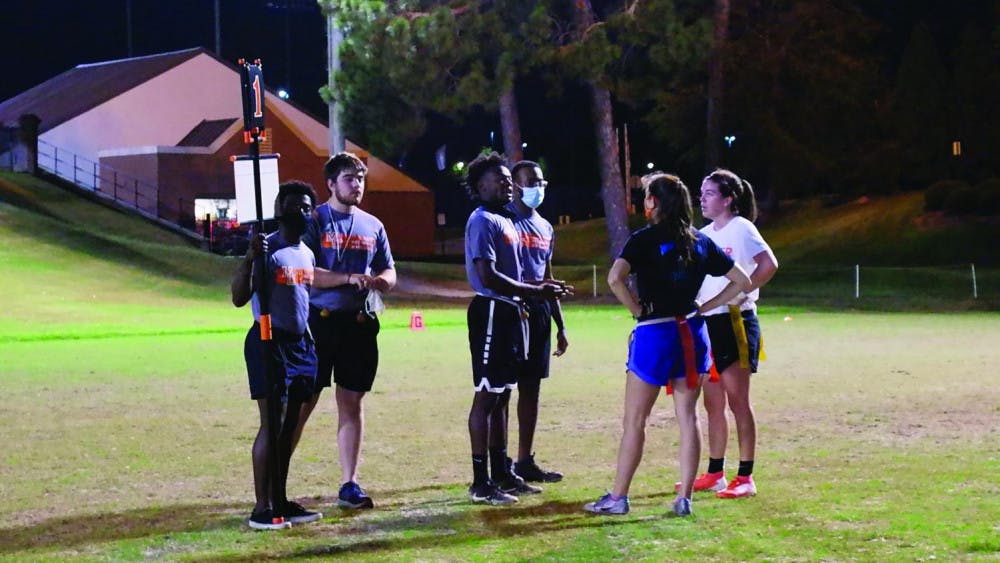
[0,501,243,554]
[209,498,665,561]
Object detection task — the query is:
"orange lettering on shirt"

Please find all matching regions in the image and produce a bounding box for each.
[274,267,314,286]
[520,233,551,250]
[321,232,376,251]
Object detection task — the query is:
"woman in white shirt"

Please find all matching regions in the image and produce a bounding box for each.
[689,169,778,499]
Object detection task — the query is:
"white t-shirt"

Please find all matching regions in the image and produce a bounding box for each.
[696,216,772,316]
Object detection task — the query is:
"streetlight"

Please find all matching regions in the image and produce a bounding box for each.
[277,88,290,100]
[646,162,655,170]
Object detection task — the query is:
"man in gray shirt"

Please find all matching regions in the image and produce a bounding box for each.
[463,152,571,505]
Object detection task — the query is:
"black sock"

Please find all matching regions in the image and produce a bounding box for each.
[489,447,508,481]
[738,460,754,477]
[472,455,489,485]
[708,457,725,474]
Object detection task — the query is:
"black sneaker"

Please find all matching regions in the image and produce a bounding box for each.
[247,509,291,530]
[338,481,375,509]
[497,473,543,495]
[469,481,518,505]
[283,501,322,525]
[514,454,563,483]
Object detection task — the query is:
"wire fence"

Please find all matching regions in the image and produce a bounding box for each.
[35,140,197,233]
[396,261,999,308]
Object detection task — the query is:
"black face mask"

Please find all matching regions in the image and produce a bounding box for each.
[279,212,308,235]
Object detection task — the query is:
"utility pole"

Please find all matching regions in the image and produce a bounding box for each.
[214,0,222,56]
[126,0,134,57]
[326,11,344,154]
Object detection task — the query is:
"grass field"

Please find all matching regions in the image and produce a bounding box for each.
[1,171,999,560]
[2,305,999,561]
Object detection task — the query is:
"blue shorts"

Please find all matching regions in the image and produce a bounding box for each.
[244,322,317,402]
[626,316,712,387]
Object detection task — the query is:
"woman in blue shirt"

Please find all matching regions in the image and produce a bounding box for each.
[584,173,751,517]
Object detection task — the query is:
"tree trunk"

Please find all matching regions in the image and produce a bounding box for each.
[590,86,630,260]
[573,0,629,260]
[705,0,729,171]
[498,84,523,162]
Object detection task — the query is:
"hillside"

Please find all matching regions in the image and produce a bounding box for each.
[0,171,242,340]
[552,192,1000,267]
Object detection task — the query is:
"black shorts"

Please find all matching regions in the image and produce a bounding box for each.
[705,310,761,374]
[244,322,317,402]
[519,298,552,381]
[309,306,380,393]
[468,295,525,393]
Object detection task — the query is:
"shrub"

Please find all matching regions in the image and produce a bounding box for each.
[943,184,978,214]
[974,178,1000,215]
[924,179,968,211]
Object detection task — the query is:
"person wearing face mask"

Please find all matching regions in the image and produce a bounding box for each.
[463,152,572,505]
[501,160,569,488]
[231,181,348,529]
[300,152,396,511]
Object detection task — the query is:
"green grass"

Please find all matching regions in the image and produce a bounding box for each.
[1,172,999,559]
[1,308,998,560]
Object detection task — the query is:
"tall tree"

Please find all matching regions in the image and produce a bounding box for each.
[894,23,950,189]
[553,0,630,259]
[720,0,882,199]
[952,23,999,181]
[320,1,546,162]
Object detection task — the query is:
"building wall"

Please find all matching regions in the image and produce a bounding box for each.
[97,153,159,216]
[41,53,241,166]
[360,191,435,258]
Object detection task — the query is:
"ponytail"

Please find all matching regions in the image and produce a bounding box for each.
[736,179,758,221]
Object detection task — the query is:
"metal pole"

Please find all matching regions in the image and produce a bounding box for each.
[93,162,98,189]
[214,0,222,56]
[855,264,860,299]
[971,263,978,299]
[73,154,77,183]
[134,179,139,207]
[126,0,133,57]
[53,146,58,175]
[592,264,598,298]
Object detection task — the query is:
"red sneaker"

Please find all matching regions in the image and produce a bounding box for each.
[716,475,757,499]
[674,471,727,493]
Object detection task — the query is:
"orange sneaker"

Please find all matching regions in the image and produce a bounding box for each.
[674,471,727,493]
[716,475,757,499]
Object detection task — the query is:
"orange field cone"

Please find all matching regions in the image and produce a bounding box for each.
[409,311,425,331]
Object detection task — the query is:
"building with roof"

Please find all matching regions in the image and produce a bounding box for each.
[0,47,434,256]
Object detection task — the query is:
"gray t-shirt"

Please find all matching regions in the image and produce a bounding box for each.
[304,203,394,312]
[465,205,522,298]
[251,231,315,335]
[507,203,554,282]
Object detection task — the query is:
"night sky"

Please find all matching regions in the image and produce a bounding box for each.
[4,0,996,221]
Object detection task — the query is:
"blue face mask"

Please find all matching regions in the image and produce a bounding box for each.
[521,187,545,209]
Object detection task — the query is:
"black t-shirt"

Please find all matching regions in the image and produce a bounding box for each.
[619,225,734,319]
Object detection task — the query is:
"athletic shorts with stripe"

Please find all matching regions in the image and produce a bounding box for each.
[467,295,525,393]
[519,298,552,381]
[704,310,761,373]
[626,316,712,387]
[244,322,317,402]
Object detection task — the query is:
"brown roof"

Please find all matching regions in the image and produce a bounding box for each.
[176,118,240,147]
[0,48,204,133]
